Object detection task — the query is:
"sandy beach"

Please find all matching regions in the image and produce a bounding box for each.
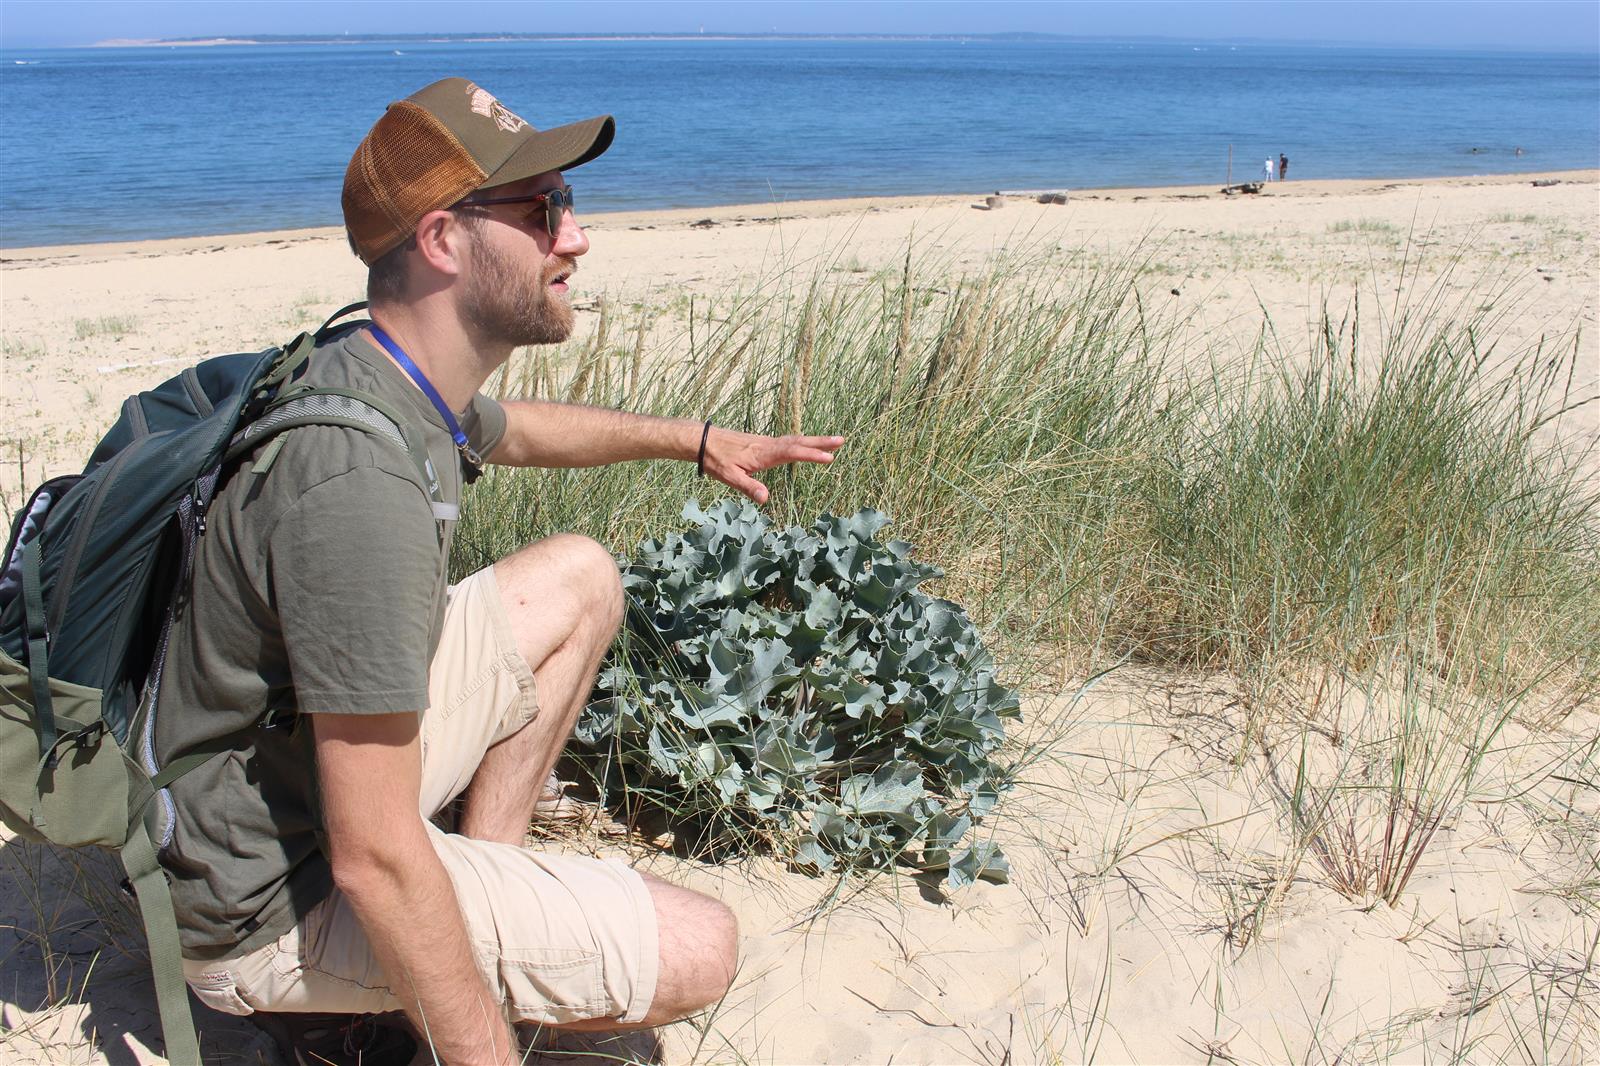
[5,170,1597,502]
[2,171,1597,1064]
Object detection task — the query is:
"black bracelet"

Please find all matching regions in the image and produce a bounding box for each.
[696,419,713,477]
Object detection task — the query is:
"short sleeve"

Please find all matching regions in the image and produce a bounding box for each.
[466,394,507,461]
[267,467,441,714]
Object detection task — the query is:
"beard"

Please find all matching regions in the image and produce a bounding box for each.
[462,235,577,349]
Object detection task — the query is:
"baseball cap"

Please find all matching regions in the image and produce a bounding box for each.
[342,77,614,264]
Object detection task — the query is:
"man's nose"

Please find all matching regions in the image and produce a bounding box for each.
[553,210,588,258]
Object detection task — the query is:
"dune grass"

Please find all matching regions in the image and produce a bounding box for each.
[1264,649,1534,907]
[456,241,1599,703]
[71,315,137,341]
[1328,218,1403,235]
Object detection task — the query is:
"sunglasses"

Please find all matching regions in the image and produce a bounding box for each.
[455,184,575,235]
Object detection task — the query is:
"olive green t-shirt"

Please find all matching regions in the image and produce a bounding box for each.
[153,323,506,959]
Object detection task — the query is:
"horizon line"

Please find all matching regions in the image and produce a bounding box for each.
[6,30,1597,56]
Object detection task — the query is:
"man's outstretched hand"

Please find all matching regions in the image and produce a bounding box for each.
[701,428,845,503]
[487,401,843,496]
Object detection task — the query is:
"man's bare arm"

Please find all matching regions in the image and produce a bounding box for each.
[314,712,516,1065]
[486,400,844,503]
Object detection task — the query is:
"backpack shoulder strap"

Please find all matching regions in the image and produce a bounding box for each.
[315,301,369,339]
[224,385,448,520]
[18,538,56,770]
[121,818,201,1065]
[247,302,370,402]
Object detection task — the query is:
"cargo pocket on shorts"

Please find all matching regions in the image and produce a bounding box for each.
[186,967,257,1016]
[482,943,608,1026]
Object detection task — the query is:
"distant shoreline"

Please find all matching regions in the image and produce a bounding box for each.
[91,32,1135,48]
[69,33,1600,55]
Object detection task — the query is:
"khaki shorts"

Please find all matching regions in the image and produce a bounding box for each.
[183,565,660,1026]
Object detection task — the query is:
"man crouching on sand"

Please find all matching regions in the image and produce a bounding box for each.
[162,77,844,1064]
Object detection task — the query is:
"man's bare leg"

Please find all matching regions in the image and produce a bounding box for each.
[454,533,740,1025]
[459,534,623,845]
[529,876,739,1032]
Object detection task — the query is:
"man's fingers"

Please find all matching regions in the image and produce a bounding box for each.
[725,472,769,503]
[701,432,843,499]
[791,434,845,453]
[703,454,770,502]
[759,439,842,469]
[787,432,851,451]
[763,448,836,469]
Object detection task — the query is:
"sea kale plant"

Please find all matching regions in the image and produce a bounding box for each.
[576,499,1020,888]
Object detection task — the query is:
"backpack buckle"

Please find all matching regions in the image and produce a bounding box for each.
[73,721,108,750]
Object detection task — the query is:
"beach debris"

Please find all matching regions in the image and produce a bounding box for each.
[1221,182,1263,196]
[985,194,1005,209]
[690,218,718,228]
[1531,178,1561,187]
[1171,288,1181,296]
[1036,192,1069,205]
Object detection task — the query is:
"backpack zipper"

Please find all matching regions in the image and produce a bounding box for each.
[180,367,214,417]
[47,443,141,637]
[121,395,150,439]
[138,475,216,851]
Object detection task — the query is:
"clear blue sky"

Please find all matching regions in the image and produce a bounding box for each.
[1,0,1597,52]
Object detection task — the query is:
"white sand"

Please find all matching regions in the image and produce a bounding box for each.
[2,171,1597,1064]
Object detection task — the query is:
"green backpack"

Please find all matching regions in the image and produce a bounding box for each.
[0,303,441,1063]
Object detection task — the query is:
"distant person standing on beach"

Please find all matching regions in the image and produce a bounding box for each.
[1279,153,1289,180]
[157,76,843,1065]
[1263,157,1275,182]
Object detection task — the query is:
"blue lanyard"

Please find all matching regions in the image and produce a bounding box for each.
[368,324,484,471]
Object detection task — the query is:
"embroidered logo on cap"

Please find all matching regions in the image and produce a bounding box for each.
[466,84,528,133]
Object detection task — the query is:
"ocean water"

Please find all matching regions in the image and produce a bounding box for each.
[1,39,1596,247]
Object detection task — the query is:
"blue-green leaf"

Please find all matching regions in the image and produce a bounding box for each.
[946,842,1011,888]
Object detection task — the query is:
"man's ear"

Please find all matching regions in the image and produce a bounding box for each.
[413,209,469,278]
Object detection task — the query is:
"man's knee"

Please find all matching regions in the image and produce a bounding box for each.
[545,533,623,628]
[498,533,623,635]
[642,877,738,1021]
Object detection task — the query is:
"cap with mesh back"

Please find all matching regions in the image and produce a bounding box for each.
[342,77,614,265]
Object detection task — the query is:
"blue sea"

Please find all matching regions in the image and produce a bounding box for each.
[1,39,1596,248]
